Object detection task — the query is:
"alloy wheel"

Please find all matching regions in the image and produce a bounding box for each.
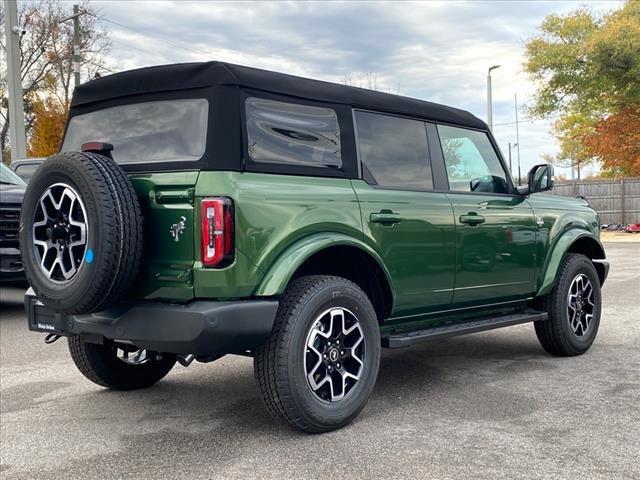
[32,183,88,283]
[567,273,596,336]
[304,307,365,403]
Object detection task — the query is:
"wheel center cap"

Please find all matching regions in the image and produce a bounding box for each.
[51,224,68,242]
[328,348,339,362]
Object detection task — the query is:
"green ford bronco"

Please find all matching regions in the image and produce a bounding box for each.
[21,62,608,433]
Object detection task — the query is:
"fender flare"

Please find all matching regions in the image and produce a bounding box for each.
[537,229,605,296]
[254,232,395,305]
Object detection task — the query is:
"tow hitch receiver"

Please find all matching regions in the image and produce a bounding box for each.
[44,333,61,344]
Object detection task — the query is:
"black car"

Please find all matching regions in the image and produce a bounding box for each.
[1,163,26,283]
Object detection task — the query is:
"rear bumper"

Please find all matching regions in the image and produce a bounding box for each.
[25,289,279,356]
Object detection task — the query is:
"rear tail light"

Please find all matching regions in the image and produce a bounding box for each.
[201,197,234,268]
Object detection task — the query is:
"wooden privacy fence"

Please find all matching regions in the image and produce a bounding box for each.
[550,177,640,224]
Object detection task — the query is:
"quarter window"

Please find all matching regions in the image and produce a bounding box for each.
[245,97,342,168]
[355,111,433,190]
[437,125,509,194]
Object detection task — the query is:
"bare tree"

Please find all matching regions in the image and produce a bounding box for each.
[340,72,401,95]
[0,0,112,160]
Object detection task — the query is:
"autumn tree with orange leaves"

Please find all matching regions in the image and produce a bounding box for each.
[27,96,68,157]
[524,0,640,177]
[0,0,112,163]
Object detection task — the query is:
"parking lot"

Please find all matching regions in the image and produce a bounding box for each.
[1,241,638,480]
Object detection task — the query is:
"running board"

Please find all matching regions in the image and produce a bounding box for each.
[382,310,548,349]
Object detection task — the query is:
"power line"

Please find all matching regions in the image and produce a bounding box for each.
[492,114,563,127]
[102,16,242,64]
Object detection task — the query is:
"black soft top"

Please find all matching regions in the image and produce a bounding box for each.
[72,61,486,130]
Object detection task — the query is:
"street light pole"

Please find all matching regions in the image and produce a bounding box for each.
[487,65,501,131]
[3,0,27,160]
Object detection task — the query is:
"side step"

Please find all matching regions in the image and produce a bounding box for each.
[382,309,548,349]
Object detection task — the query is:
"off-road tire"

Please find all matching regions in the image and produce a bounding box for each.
[535,253,602,356]
[254,275,380,433]
[68,336,176,390]
[19,152,143,314]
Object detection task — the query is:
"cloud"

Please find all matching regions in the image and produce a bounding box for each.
[95,0,622,176]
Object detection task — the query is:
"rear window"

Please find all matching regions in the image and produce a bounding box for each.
[62,99,209,164]
[245,97,342,168]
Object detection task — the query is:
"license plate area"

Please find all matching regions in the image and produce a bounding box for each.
[27,297,67,334]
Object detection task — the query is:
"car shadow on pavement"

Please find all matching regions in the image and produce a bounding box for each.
[79,328,555,437]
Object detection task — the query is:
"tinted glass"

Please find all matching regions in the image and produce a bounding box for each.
[62,99,209,164]
[355,111,432,190]
[246,97,341,168]
[438,125,508,194]
[1,163,26,185]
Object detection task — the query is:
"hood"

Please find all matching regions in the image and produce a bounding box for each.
[0,183,26,204]
[529,192,591,210]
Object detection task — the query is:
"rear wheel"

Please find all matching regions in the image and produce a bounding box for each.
[254,276,380,433]
[68,337,176,390]
[535,253,602,356]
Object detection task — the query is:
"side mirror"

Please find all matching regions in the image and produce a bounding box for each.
[518,164,554,195]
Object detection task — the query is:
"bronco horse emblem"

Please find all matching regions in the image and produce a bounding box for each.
[170,216,187,242]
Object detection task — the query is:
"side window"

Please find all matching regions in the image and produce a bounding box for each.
[437,125,509,194]
[355,111,433,190]
[245,97,341,168]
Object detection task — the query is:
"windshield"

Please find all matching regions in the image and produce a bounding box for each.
[61,98,209,164]
[0,163,26,186]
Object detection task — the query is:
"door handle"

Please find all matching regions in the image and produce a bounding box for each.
[370,211,403,225]
[459,213,486,225]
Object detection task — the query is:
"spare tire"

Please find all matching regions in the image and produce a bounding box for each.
[19,151,143,314]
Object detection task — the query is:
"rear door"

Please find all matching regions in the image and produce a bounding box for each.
[433,124,537,305]
[351,111,456,318]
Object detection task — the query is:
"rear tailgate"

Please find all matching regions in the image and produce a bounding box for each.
[128,171,199,301]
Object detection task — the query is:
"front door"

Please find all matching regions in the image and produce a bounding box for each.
[435,124,537,305]
[352,111,456,318]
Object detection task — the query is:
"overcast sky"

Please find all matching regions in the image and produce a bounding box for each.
[94,0,621,178]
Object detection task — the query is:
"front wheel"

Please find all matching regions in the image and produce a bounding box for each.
[535,253,602,356]
[68,337,176,390]
[254,276,381,433]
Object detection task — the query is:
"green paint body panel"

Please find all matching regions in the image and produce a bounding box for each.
[193,171,364,299]
[128,171,199,301]
[526,193,603,296]
[445,193,537,304]
[255,232,394,300]
[351,180,456,317]
[125,170,604,329]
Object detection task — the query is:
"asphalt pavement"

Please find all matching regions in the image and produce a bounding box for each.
[1,242,638,479]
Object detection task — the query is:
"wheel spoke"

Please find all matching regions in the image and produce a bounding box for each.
[117,347,150,365]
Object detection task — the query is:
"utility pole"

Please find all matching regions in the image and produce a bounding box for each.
[487,65,501,131]
[514,93,521,185]
[61,4,83,88]
[4,0,27,160]
[508,142,518,178]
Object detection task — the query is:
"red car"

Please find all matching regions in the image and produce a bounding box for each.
[625,224,640,233]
